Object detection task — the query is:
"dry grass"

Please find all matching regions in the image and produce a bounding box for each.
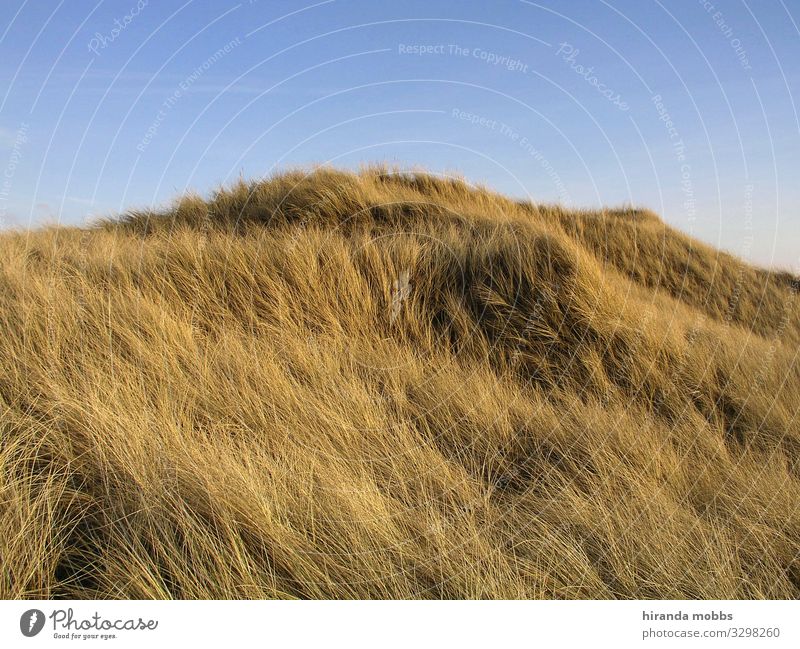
[1,166,799,599]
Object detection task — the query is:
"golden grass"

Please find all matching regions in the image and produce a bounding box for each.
[1,166,799,599]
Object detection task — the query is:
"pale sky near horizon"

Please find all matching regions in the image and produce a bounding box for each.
[0,0,798,269]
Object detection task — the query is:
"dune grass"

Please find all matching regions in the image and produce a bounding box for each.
[1,166,799,599]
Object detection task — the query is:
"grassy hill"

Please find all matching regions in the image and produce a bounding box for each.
[1,166,799,599]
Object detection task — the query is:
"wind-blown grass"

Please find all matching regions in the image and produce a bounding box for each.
[1,166,799,599]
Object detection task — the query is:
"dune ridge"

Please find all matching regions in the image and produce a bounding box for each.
[1,166,799,599]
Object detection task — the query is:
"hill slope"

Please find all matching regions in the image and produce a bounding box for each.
[1,167,799,599]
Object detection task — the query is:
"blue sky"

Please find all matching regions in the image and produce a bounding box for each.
[0,0,798,268]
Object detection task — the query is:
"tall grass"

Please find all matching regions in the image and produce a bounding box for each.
[1,166,798,598]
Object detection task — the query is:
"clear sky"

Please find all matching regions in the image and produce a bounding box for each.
[1,0,798,269]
